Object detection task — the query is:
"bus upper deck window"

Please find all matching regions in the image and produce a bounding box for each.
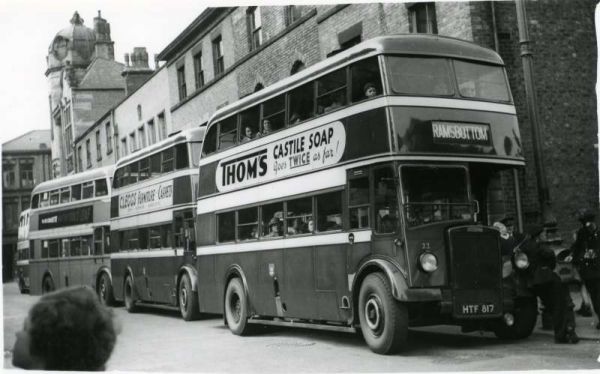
[218,117,237,151]
[40,192,49,207]
[95,179,108,197]
[240,106,260,142]
[288,82,314,125]
[351,57,382,102]
[59,187,70,204]
[262,95,285,134]
[49,190,59,205]
[202,126,217,156]
[32,194,39,209]
[175,143,189,169]
[139,158,150,181]
[72,184,82,201]
[150,152,162,178]
[317,69,347,114]
[82,181,94,199]
[162,148,174,173]
[454,60,510,102]
[388,56,453,96]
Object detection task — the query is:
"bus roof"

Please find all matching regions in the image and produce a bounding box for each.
[32,165,115,195]
[116,127,205,169]
[206,34,504,128]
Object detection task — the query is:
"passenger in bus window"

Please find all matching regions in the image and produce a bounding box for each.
[260,119,272,136]
[266,217,282,237]
[324,92,344,113]
[307,219,314,233]
[289,112,301,125]
[287,218,306,235]
[364,83,378,98]
[12,286,118,371]
[241,126,254,143]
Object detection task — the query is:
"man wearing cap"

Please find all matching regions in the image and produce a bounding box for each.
[570,209,600,329]
[521,225,578,343]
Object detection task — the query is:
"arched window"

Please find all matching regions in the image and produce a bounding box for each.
[290,60,305,75]
[254,83,264,92]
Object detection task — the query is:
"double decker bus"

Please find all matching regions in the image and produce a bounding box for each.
[16,209,31,294]
[109,128,204,320]
[194,35,533,354]
[28,166,113,298]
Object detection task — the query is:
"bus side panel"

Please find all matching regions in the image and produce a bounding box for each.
[281,246,316,319]
[314,244,349,322]
[197,255,220,314]
[29,260,44,295]
[110,258,130,302]
[146,254,177,304]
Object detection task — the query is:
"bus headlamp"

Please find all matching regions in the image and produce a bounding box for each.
[419,252,438,273]
[514,251,529,270]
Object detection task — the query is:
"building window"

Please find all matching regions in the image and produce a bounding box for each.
[85,139,92,168]
[3,198,19,231]
[95,130,102,161]
[2,160,16,189]
[247,7,263,51]
[177,65,187,101]
[106,122,113,155]
[77,146,83,171]
[121,138,127,157]
[129,132,136,152]
[338,22,363,51]
[147,119,156,145]
[409,2,437,34]
[285,5,300,26]
[158,112,167,140]
[137,105,142,121]
[290,60,305,75]
[212,36,224,76]
[19,159,34,188]
[138,126,146,149]
[64,120,73,173]
[193,52,204,90]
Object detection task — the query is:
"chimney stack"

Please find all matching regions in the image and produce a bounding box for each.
[121,47,154,95]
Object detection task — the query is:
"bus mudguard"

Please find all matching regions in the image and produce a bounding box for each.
[353,258,442,302]
[178,265,198,292]
[222,264,253,320]
[95,266,111,289]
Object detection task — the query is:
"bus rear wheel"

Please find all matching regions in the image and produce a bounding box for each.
[179,273,200,321]
[124,275,138,313]
[493,297,537,340]
[42,275,55,294]
[358,273,407,354]
[98,272,114,307]
[225,278,252,335]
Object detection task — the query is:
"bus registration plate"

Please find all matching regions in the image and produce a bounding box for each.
[459,303,496,315]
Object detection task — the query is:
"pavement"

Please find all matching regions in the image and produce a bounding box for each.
[536,313,600,341]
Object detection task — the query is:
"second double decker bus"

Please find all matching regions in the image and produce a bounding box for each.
[194,35,533,354]
[16,209,31,294]
[28,166,114,298]
[109,128,204,320]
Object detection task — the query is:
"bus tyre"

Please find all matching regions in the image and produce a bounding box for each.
[358,273,408,354]
[124,275,138,313]
[42,276,55,294]
[225,278,252,335]
[98,272,114,307]
[179,273,200,321]
[493,297,537,340]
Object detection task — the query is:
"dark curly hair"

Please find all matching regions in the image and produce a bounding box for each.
[27,286,117,371]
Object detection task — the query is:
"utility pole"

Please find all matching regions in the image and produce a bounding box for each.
[515,0,556,226]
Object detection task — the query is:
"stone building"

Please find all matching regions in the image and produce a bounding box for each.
[2,130,52,282]
[46,11,126,177]
[155,1,597,235]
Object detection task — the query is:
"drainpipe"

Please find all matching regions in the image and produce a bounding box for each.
[515,0,556,227]
[491,1,524,233]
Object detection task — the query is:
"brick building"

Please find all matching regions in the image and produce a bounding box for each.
[2,130,52,282]
[155,1,597,236]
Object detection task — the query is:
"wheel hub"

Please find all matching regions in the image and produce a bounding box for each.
[365,295,383,335]
[230,294,241,322]
[180,287,188,309]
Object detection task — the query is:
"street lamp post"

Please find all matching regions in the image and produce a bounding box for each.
[515,0,556,226]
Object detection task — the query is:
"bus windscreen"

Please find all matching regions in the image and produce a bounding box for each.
[454,60,510,102]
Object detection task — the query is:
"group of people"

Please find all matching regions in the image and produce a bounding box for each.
[493,209,600,344]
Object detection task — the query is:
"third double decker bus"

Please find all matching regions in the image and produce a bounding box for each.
[193,35,534,354]
[16,209,31,294]
[110,128,204,320]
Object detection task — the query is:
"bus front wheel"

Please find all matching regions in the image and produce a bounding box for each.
[124,275,138,313]
[179,273,200,321]
[358,273,408,355]
[225,278,251,335]
[98,272,114,307]
[42,276,55,294]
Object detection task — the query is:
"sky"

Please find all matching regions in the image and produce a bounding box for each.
[0,0,205,145]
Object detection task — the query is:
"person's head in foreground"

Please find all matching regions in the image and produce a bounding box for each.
[13,286,117,371]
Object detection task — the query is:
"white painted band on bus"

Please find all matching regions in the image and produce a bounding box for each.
[110,209,173,230]
[16,260,29,266]
[110,248,184,259]
[112,169,196,195]
[199,96,516,166]
[195,230,372,256]
[28,222,109,240]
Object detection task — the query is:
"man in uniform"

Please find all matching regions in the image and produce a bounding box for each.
[521,226,578,343]
[570,209,600,329]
